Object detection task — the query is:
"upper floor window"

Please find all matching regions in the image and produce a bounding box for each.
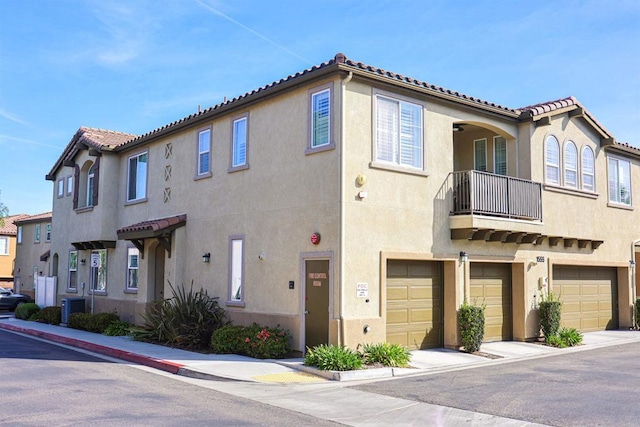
[45,223,51,242]
[127,247,139,290]
[230,115,249,171]
[75,159,99,209]
[127,152,148,202]
[375,94,423,169]
[311,88,330,149]
[545,136,560,185]
[35,224,41,243]
[17,226,22,244]
[581,147,595,192]
[67,175,73,195]
[474,139,487,172]
[608,157,631,206]
[197,129,211,176]
[0,236,8,255]
[564,141,578,188]
[494,136,507,176]
[57,179,64,198]
[87,164,95,207]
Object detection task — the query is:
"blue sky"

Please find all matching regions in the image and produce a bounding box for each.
[1,0,638,215]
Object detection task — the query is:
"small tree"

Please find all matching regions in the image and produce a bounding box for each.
[539,292,562,341]
[0,190,8,227]
[458,300,485,353]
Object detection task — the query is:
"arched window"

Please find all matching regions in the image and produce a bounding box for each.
[75,158,99,209]
[581,146,595,191]
[564,141,578,188]
[545,136,560,184]
[86,164,95,207]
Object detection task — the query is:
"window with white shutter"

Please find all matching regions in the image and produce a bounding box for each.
[375,94,423,169]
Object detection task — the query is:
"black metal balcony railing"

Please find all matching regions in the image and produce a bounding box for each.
[450,170,542,221]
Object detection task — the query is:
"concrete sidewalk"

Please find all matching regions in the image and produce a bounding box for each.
[1,316,639,384]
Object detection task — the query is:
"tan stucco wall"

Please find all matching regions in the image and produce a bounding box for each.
[13,220,51,297]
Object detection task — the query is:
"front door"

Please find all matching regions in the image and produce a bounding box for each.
[304,259,330,349]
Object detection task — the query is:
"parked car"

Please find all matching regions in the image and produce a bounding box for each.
[0,287,33,311]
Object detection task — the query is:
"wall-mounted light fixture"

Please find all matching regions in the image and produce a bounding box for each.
[363,325,371,334]
[258,252,266,261]
[630,260,636,270]
[459,251,469,262]
[80,259,86,266]
[202,253,211,263]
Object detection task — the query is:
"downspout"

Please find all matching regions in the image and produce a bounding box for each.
[339,71,353,346]
[632,239,640,328]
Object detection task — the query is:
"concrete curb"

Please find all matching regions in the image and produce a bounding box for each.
[0,323,185,375]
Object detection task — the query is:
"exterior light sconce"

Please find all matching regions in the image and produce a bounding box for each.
[459,251,469,262]
[80,259,86,266]
[202,253,211,263]
[258,252,266,261]
[363,325,371,334]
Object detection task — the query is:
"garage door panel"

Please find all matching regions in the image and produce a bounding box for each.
[386,261,443,350]
[553,266,617,333]
[470,263,512,342]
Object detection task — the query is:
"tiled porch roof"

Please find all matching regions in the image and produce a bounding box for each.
[117,214,187,239]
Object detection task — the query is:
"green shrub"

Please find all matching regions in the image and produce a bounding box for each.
[545,333,565,348]
[134,282,229,350]
[558,327,583,346]
[361,342,411,367]
[540,292,562,341]
[211,323,291,359]
[15,303,40,320]
[635,299,640,329]
[103,320,131,336]
[304,345,363,371]
[68,312,120,333]
[458,301,485,353]
[38,306,61,325]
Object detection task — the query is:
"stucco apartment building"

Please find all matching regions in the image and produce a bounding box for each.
[1,214,29,289]
[45,54,640,352]
[13,212,53,298]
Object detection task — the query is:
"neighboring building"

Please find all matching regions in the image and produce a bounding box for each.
[46,53,640,351]
[0,214,29,289]
[13,212,53,298]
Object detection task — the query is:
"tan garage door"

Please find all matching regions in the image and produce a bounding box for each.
[386,260,443,350]
[470,263,512,342]
[553,266,618,332]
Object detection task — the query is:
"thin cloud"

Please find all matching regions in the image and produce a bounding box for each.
[0,134,61,149]
[0,109,28,126]
[194,0,313,65]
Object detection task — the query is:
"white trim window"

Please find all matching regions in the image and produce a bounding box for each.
[45,223,51,242]
[564,141,578,188]
[127,152,148,202]
[231,116,248,169]
[68,251,78,290]
[311,88,330,148]
[17,226,22,244]
[494,136,507,176]
[229,237,244,303]
[197,129,211,176]
[86,163,95,207]
[127,247,139,290]
[57,179,64,198]
[90,249,107,293]
[375,94,423,169]
[581,146,595,192]
[474,139,487,172]
[0,236,8,255]
[34,224,41,243]
[67,175,73,195]
[608,157,632,206]
[545,136,560,184]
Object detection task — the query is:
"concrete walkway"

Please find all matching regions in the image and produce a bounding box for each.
[3,316,640,426]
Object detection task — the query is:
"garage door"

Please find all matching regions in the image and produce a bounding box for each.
[553,266,618,332]
[470,263,512,342]
[386,260,443,350]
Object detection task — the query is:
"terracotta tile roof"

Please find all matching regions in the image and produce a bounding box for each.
[14,211,52,225]
[519,96,579,116]
[75,126,136,150]
[0,214,30,235]
[117,214,187,238]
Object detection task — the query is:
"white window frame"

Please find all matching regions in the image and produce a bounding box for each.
[564,141,578,189]
[45,223,51,242]
[126,247,139,290]
[474,138,488,172]
[90,249,107,294]
[197,128,211,177]
[57,179,64,198]
[309,87,332,151]
[373,91,425,172]
[227,236,245,306]
[608,156,632,206]
[545,135,560,185]
[493,136,507,176]
[229,114,249,172]
[17,226,22,244]
[68,250,78,291]
[86,163,95,207]
[67,175,73,195]
[0,236,8,255]
[127,151,148,203]
[34,224,41,243]
[581,146,595,192]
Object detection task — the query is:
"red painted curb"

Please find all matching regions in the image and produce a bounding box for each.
[0,323,184,374]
